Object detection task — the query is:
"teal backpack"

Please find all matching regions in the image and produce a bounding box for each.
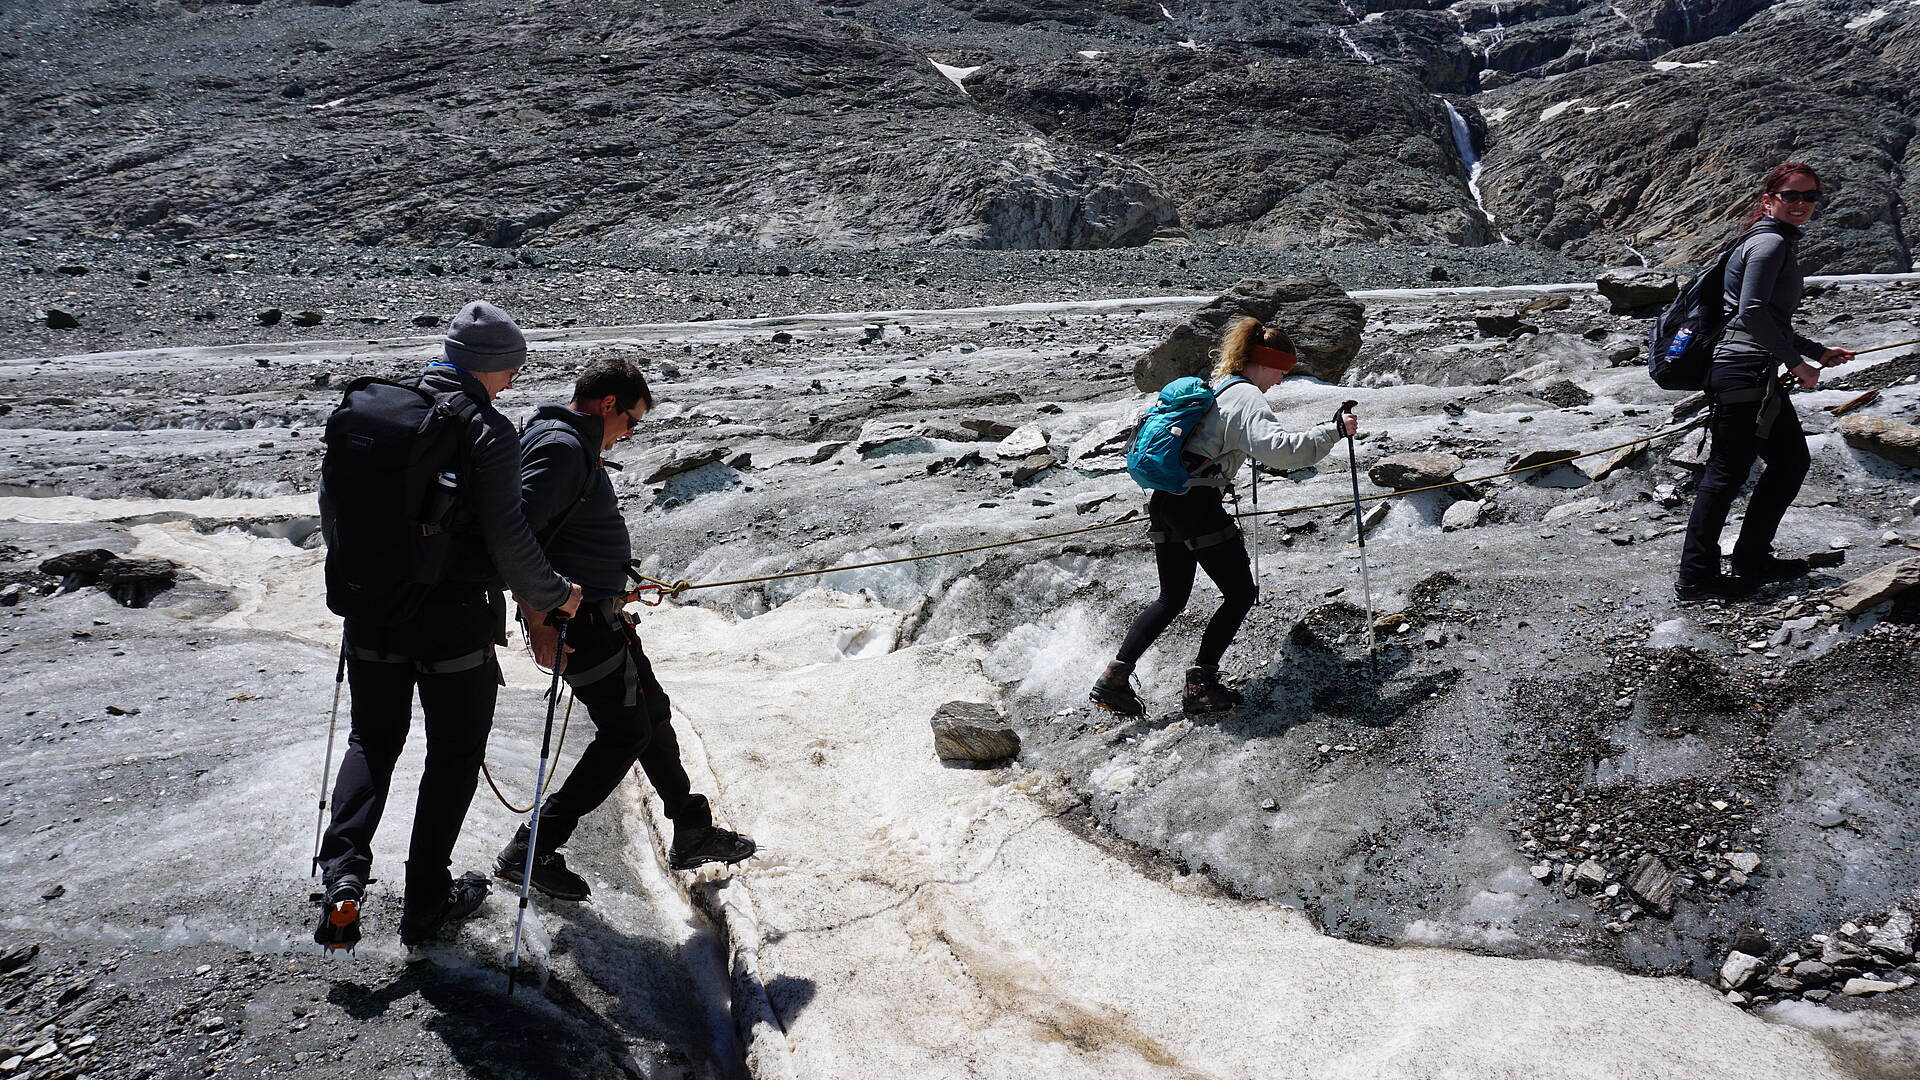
[1125,376,1246,493]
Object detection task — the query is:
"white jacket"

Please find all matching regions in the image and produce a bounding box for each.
[1184,376,1342,480]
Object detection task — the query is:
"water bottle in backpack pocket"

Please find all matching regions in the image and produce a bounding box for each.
[1646,223,1784,391]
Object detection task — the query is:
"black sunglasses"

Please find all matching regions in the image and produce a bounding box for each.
[1768,189,1822,204]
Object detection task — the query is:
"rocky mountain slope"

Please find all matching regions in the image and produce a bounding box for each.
[3,0,1913,268]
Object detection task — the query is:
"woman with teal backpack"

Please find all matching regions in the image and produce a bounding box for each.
[1090,318,1357,717]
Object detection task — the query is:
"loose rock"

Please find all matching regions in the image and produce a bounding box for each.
[930,701,1020,763]
[1837,414,1920,470]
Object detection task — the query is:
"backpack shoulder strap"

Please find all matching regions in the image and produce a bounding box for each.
[523,417,600,546]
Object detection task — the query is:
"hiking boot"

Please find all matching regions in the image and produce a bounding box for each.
[312,874,364,953]
[669,825,757,871]
[495,827,590,902]
[399,871,490,948]
[1730,553,1811,584]
[1089,660,1144,718]
[1675,574,1761,603]
[1182,666,1244,716]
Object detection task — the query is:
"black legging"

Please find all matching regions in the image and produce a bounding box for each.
[1116,489,1257,669]
[1679,368,1810,583]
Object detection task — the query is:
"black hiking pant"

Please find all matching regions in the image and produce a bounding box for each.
[1116,487,1257,670]
[1679,370,1810,584]
[534,602,708,854]
[318,587,500,927]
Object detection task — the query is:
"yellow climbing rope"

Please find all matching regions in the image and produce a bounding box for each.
[482,688,574,814]
[629,418,1707,599]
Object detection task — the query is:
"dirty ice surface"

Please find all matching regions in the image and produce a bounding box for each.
[5,277,1919,1075]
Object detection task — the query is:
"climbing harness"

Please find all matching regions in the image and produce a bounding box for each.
[508,614,569,995]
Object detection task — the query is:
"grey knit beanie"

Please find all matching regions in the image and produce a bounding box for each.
[442,301,526,372]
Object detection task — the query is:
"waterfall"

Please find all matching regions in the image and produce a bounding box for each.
[1441,99,1512,243]
[1334,0,1378,64]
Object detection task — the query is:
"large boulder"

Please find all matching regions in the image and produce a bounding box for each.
[1368,452,1463,492]
[1134,275,1365,391]
[1595,270,1681,315]
[1838,414,1920,471]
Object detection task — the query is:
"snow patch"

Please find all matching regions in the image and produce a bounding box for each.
[1176,38,1201,49]
[1480,106,1510,124]
[1077,49,1105,58]
[1844,7,1888,28]
[1538,98,1583,122]
[1653,59,1721,71]
[1159,2,1174,18]
[929,59,981,92]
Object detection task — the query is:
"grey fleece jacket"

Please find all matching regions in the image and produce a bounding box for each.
[419,365,571,612]
[1714,219,1826,382]
[1185,376,1344,480]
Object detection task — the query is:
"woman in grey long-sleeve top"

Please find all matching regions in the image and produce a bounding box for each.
[1677,162,1854,601]
[1090,318,1356,717]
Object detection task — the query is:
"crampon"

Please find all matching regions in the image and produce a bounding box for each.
[311,881,364,954]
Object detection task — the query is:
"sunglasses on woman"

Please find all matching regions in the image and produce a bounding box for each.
[1768,189,1822,204]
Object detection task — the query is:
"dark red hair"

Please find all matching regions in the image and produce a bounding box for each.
[1745,161,1821,225]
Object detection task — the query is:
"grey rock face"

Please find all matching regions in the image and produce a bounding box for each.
[1837,415,1920,470]
[931,701,1020,762]
[1368,452,1463,492]
[1134,275,1365,391]
[1475,13,1918,272]
[969,53,1495,248]
[0,1,1177,250]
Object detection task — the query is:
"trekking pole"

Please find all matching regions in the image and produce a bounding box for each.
[311,632,348,877]
[1336,401,1378,681]
[1249,455,1262,591]
[507,613,569,995]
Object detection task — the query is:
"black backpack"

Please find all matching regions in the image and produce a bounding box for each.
[1647,223,1783,391]
[319,377,478,624]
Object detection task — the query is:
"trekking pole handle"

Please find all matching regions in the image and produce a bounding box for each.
[1335,400,1358,435]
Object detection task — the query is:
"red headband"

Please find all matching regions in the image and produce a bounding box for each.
[1247,341,1298,374]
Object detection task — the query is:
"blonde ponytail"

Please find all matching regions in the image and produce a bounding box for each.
[1213,317,1262,381]
[1212,317,1296,380]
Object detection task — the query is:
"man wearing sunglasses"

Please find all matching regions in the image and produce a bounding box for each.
[496,357,756,901]
[1676,162,1856,602]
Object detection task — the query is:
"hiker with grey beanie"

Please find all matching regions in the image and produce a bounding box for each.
[314,300,583,952]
